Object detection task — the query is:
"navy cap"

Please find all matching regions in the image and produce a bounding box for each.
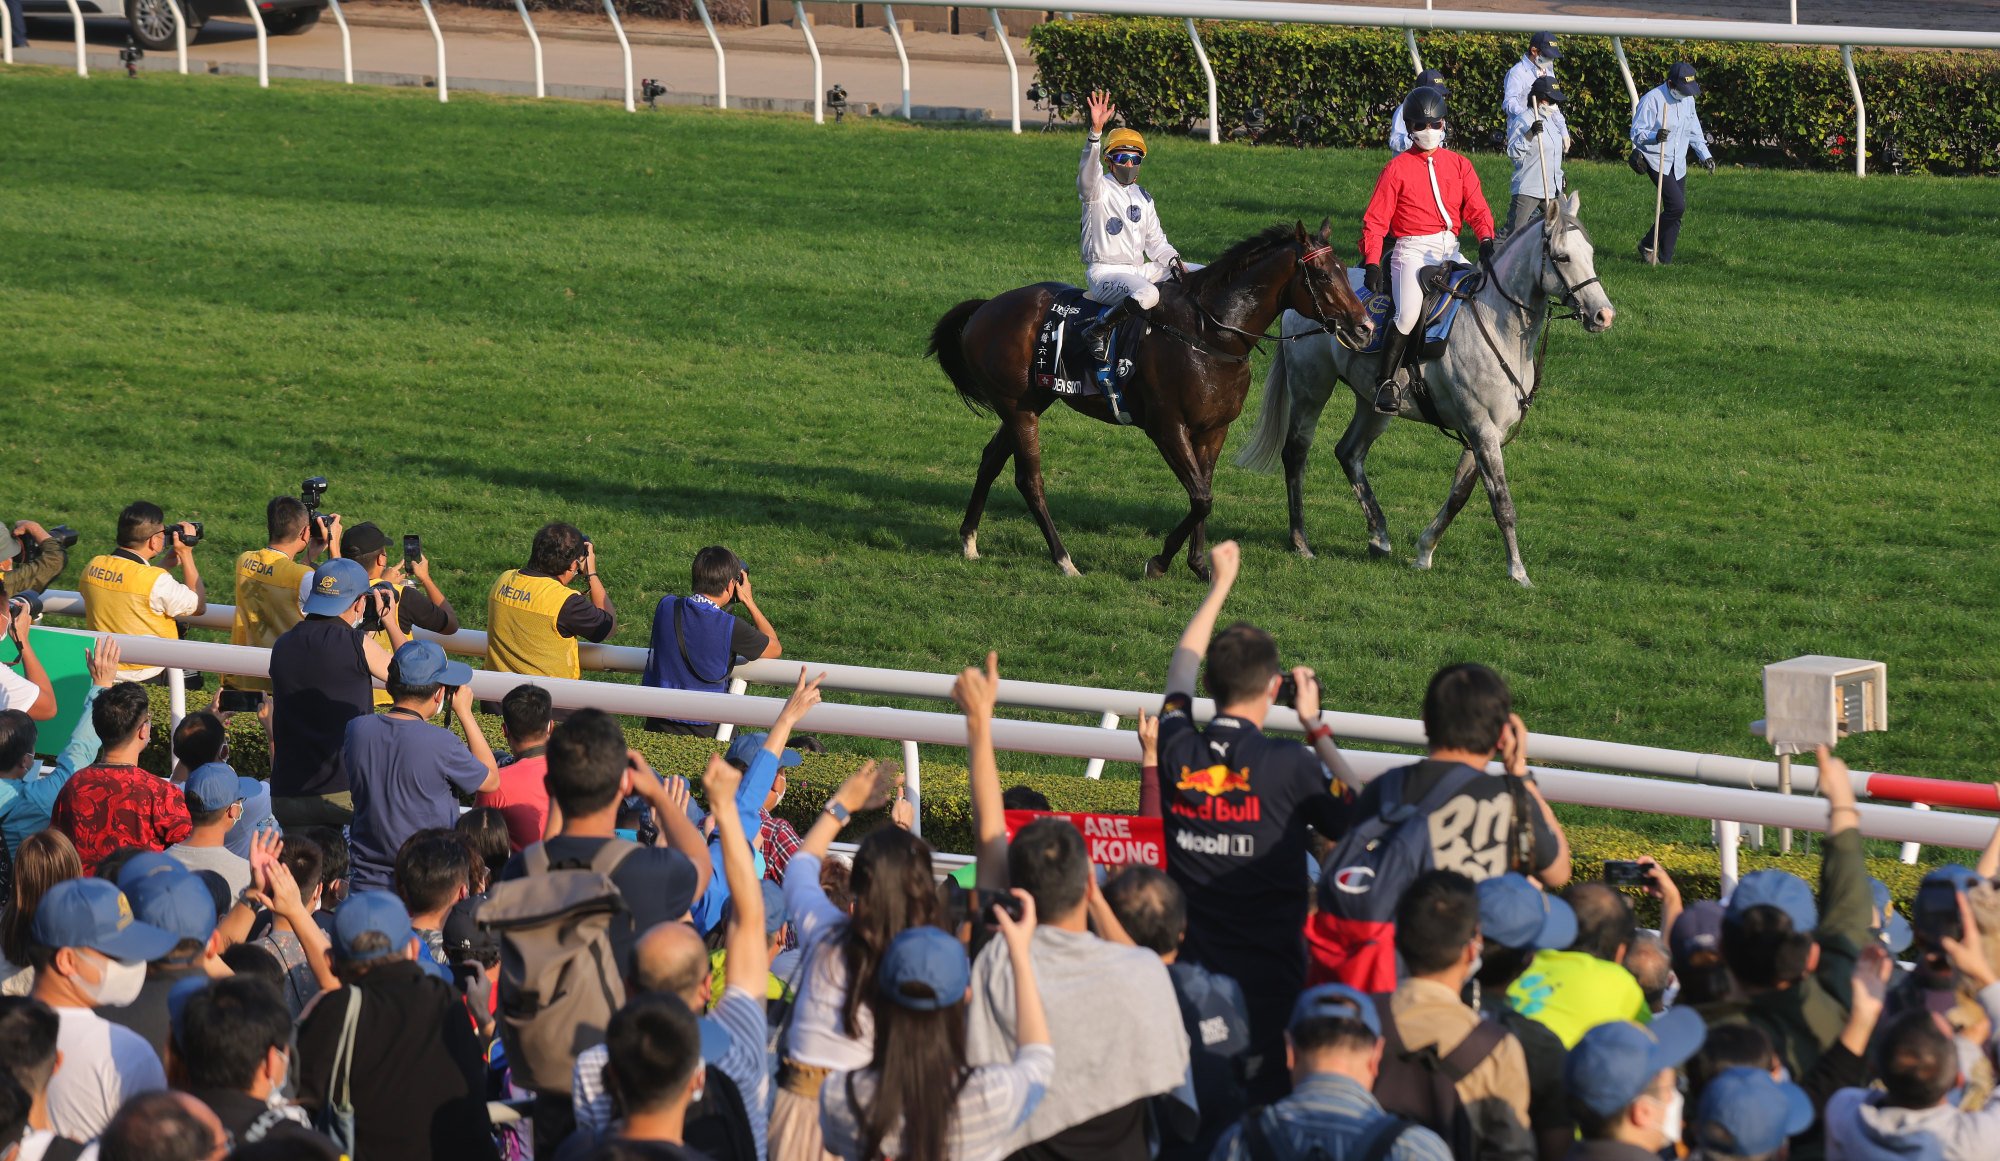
[1671,900,1726,966]
[1289,983,1382,1039]
[302,558,372,616]
[1414,68,1448,97]
[1529,75,1566,106]
[1564,1007,1706,1118]
[1921,864,1982,892]
[724,733,802,771]
[388,639,474,689]
[1478,873,1577,951]
[128,870,218,947]
[333,891,416,963]
[1871,878,1913,954]
[1668,61,1701,96]
[1693,1067,1815,1156]
[183,762,261,814]
[877,926,971,1011]
[1531,31,1561,59]
[31,878,180,964]
[1728,869,1818,933]
[115,851,186,892]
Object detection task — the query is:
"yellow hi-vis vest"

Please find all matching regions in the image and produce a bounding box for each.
[224,548,312,692]
[487,570,580,679]
[80,553,177,673]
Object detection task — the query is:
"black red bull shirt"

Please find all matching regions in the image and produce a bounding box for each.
[1155,692,1349,981]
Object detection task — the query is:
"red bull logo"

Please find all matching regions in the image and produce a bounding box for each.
[1175,765,1253,797]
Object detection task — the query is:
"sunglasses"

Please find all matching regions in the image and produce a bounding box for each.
[1419,119,1446,129]
[1107,152,1143,165]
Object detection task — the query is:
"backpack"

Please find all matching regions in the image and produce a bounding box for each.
[1368,994,1508,1161]
[685,1061,757,1161]
[1305,764,1484,992]
[1239,1104,1410,1161]
[480,839,639,1095]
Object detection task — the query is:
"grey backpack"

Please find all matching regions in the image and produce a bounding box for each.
[479,839,638,1095]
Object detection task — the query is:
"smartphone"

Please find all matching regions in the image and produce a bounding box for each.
[980,889,1024,923]
[403,534,422,563]
[1603,860,1649,886]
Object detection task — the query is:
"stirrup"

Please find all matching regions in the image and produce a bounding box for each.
[1372,378,1401,416]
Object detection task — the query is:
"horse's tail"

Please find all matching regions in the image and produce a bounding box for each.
[1235,338,1294,474]
[928,299,993,416]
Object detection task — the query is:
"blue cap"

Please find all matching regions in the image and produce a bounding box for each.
[760,880,789,937]
[1478,873,1577,951]
[1871,878,1913,954]
[1670,900,1726,966]
[30,878,180,964]
[1563,1007,1706,1118]
[1668,61,1701,96]
[1531,31,1561,58]
[1289,983,1382,1039]
[1921,864,1982,892]
[115,851,185,892]
[183,762,262,814]
[388,639,474,689]
[724,733,802,771]
[128,869,218,946]
[877,926,970,1011]
[333,891,415,963]
[1693,1067,1815,1155]
[1728,869,1818,933]
[302,558,372,616]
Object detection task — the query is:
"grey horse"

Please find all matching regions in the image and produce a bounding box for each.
[1236,191,1615,587]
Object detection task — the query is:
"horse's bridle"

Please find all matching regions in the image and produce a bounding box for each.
[1158,243,1365,363]
[1287,243,1368,348]
[1486,204,1600,322]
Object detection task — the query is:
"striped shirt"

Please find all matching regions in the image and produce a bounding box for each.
[572,987,771,1161]
[819,1042,1056,1161]
[1210,1073,1455,1161]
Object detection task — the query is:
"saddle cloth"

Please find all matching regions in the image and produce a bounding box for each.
[1032,286,1145,399]
[1343,263,1485,360]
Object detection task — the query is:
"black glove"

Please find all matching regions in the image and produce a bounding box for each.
[1363,263,1385,294]
[1527,119,1543,139]
[1702,156,1718,174]
[1651,130,1668,145]
[1478,239,1495,263]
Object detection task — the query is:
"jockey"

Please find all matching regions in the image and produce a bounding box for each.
[1077,89,1192,423]
[1387,68,1447,153]
[1358,85,1497,416]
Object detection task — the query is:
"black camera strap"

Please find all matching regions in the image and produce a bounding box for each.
[674,600,731,687]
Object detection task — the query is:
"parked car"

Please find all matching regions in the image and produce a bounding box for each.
[24,0,324,51]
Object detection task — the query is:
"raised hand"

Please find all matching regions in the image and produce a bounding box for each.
[1498,712,1531,777]
[1087,90,1116,135]
[993,888,1039,949]
[702,752,742,812]
[953,652,1001,722]
[1136,709,1159,766]
[1207,540,1240,590]
[88,637,123,687]
[835,759,889,815]
[777,670,825,727]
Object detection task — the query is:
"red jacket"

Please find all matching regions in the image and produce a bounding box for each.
[1358,147,1496,266]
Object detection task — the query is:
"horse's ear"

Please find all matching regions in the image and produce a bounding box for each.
[1564,189,1581,217]
[1316,216,1333,243]
[1295,220,1309,244]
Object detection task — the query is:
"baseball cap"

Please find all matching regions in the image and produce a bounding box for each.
[1531,31,1561,59]
[302,558,371,617]
[877,926,970,1011]
[339,521,389,559]
[1920,864,1982,893]
[1871,877,1913,954]
[1529,75,1566,105]
[128,869,219,946]
[1289,983,1382,1039]
[1669,900,1726,966]
[333,891,416,963]
[31,878,179,964]
[1563,1007,1706,1118]
[1414,68,1448,97]
[0,526,19,565]
[183,762,261,814]
[724,732,803,771]
[1727,869,1818,933]
[1692,1067,1815,1156]
[388,640,474,689]
[115,851,186,892]
[1478,873,1577,951]
[442,898,498,963]
[1668,61,1701,96]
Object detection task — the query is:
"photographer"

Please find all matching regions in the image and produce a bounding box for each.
[486,522,614,680]
[342,523,459,704]
[1,595,57,722]
[78,501,206,682]
[267,559,403,828]
[2,519,73,599]
[222,494,340,710]
[640,545,781,736]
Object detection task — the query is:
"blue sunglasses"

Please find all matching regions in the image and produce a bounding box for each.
[1107,151,1143,165]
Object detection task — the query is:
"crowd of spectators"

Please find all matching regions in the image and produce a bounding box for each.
[4,507,2000,1161]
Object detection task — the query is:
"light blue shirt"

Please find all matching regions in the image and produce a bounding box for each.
[1210,1073,1456,1161]
[1503,54,1552,122]
[1630,84,1712,179]
[687,746,779,935]
[0,685,103,856]
[1506,106,1568,198]
[1388,107,1412,154]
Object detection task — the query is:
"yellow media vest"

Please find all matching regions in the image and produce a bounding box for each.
[79,553,177,673]
[487,570,580,679]
[225,549,313,692]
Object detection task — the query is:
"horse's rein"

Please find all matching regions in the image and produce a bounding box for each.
[1155,244,1358,363]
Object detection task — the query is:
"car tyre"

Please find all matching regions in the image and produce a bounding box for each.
[126,0,200,50]
[263,6,320,34]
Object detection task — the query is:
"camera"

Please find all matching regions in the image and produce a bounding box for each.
[119,37,143,78]
[46,525,80,550]
[300,477,332,540]
[8,591,44,625]
[165,521,203,546]
[403,534,423,564]
[1291,112,1320,148]
[1275,673,1298,707]
[358,580,398,634]
[1603,860,1649,886]
[826,84,848,123]
[640,77,667,109]
[1026,82,1074,132]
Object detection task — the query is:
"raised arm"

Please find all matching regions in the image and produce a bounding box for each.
[1080,91,1115,201]
[1500,714,1570,889]
[800,760,885,860]
[1290,667,1361,791]
[1164,540,1239,699]
[629,750,711,900]
[704,753,768,995]
[954,653,1010,893]
[991,890,1048,1050]
[6,607,56,721]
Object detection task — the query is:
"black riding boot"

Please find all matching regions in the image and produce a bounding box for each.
[1373,326,1413,415]
[1085,298,1144,365]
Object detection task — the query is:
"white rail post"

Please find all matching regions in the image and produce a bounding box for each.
[882,2,910,118]
[1841,44,1865,176]
[3,9,11,65]
[324,0,351,81]
[795,1,821,124]
[716,678,749,744]
[1186,18,1217,144]
[604,0,632,110]
[991,8,1020,134]
[62,0,86,76]
[243,0,269,87]
[1790,0,1798,24]
[1902,802,1929,865]
[1777,752,1793,854]
[901,739,923,837]
[1404,28,1420,71]
[1611,36,1638,109]
[167,667,188,737]
[1717,820,1741,897]
[514,0,544,97]
[1082,711,1119,779]
[417,0,447,100]
[694,0,724,108]
[167,0,186,73]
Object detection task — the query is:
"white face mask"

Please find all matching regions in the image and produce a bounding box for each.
[1536,102,1556,120]
[1660,1089,1685,1146]
[1412,127,1446,151]
[80,953,148,1008]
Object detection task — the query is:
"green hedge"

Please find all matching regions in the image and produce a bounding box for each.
[1026,20,2000,174]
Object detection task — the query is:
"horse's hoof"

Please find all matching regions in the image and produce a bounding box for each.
[1411,553,1435,571]
[1290,534,1315,559]
[1367,543,1393,559]
[1143,556,1169,579]
[962,534,979,561]
[1189,559,1212,583]
[1055,556,1082,578]
[1512,572,1535,589]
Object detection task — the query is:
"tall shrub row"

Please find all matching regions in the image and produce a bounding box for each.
[1025,19,2000,174]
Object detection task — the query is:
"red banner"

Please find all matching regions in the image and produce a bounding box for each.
[1003,810,1166,870]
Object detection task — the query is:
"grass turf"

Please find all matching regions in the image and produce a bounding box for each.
[4,68,1998,851]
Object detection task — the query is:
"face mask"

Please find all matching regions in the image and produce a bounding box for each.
[1412,127,1446,151]
[80,953,148,1008]
[1536,102,1555,120]
[1668,89,1688,103]
[21,759,43,781]
[1660,1089,1685,1145]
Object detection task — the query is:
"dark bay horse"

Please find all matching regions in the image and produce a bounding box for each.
[927,220,1371,581]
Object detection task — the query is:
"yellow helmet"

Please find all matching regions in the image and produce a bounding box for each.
[1104,128,1147,159]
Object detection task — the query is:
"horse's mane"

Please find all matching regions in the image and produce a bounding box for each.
[1186,224,1297,288]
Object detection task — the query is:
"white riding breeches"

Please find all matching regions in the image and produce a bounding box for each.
[1081,259,1202,311]
[1389,231,1462,335]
